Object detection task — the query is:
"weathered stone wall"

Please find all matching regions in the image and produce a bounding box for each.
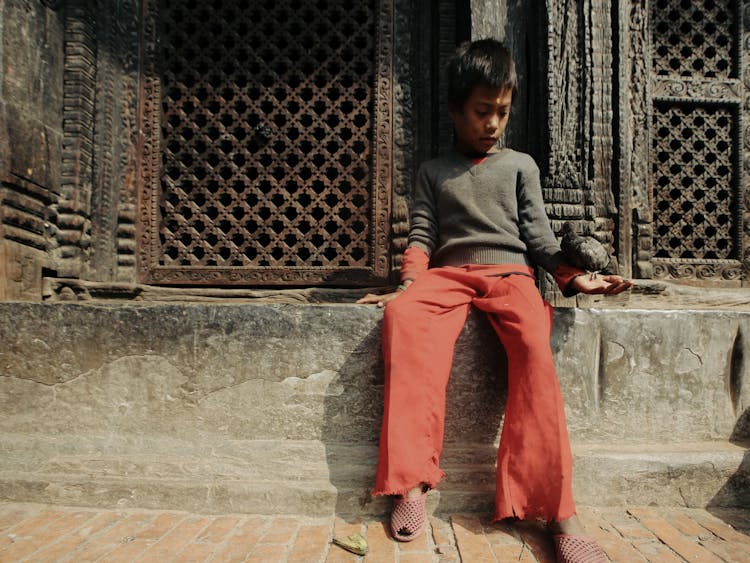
[0,1,64,300]
[0,302,748,513]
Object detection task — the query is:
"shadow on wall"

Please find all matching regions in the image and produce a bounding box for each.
[320,308,507,520]
[707,411,750,536]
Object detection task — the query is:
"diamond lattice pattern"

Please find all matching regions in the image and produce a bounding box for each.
[652,102,738,259]
[158,0,375,268]
[652,0,738,79]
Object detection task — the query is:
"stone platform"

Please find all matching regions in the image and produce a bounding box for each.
[0,301,748,516]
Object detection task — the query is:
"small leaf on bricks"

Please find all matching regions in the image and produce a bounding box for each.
[332,533,368,555]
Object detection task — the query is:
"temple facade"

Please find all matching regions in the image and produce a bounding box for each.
[1,0,748,301]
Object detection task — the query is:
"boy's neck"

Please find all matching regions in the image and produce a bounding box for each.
[456,146,502,161]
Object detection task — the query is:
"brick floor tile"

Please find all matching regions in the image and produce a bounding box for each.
[705,507,750,535]
[326,518,363,562]
[628,507,722,562]
[630,538,684,562]
[594,507,655,540]
[691,511,750,547]
[483,519,518,545]
[429,516,455,549]
[513,520,555,563]
[0,507,34,533]
[662,509,715,540]
[576,507,648,562]
[490,542,537,561]
[258,516,301,545]
[58,512,153,562]
[246,542,289,562]
[209,516,267,563]
[96,536,153,563]
[136,515,211,562]
[128,511,185,541]
[287,522,331,562]
[451,515,495,562]
[399,553,436,563]
[699,537,750,563]
[435,545,461,562]
[170,539,218,563]
[0,509,66,551]
[364,520,397,562]
[29,511,124,562]
[93,512,185,563]
[484,519,535,561]
[396,520,431,553]
[10,511,98,561]
[196,515,242,544]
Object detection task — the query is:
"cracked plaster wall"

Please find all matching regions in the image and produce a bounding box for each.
[0,303,748,450]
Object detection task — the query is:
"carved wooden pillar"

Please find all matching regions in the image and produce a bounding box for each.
[536,0,619,300]
[91,0,140,283]
[0,0,63,301]
[59,0,95,279]
[58,0,139,286]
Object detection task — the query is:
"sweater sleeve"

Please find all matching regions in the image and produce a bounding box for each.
[400,246,430,282]
[516,160,565,274]
[407,164,439,255]
[553,263,587,297]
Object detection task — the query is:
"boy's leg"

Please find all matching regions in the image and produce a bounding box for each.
[472,272,576,523]
[373,267,474,496]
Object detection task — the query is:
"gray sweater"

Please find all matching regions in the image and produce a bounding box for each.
[409,148,564,274]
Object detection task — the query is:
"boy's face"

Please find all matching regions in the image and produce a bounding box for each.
[449,84,513,155]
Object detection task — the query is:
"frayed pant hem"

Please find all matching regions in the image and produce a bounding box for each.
[371,475,444,498]
[491,507,577,525]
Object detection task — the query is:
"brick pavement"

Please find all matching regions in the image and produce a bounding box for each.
[0,502,748,562]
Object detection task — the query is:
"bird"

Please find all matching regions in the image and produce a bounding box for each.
[560,222,611,280]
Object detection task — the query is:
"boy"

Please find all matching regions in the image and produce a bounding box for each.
[358,39,631,562]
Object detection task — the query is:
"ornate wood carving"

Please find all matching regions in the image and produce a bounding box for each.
[137,0,393,286]
[59,0,96,277]
[88,0,139,282]
[541,0,620,301]
[647,0,746,285]
[391,0,418,272]
[625,0,653,279]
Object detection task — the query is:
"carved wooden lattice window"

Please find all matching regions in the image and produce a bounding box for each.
[649,0,746,283]
[138,0,392,285]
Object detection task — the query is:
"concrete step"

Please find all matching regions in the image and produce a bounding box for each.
[1,302,749,514]
[0,435,747,516]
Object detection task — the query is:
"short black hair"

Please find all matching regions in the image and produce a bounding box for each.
[446,39,517,110]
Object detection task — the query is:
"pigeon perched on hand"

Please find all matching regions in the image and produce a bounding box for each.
[560,222,611,280]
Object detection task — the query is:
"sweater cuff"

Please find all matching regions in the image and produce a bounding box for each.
[400,246,430,282]
[553,263,586,297]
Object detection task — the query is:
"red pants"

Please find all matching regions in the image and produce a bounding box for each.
[373,264,576,522]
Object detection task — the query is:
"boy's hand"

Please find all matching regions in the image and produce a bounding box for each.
[356,290,402,308]
[570,274,633,295]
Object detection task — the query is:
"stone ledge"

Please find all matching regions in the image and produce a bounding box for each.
[0,436,746,516]
[1,302,749,513]
[1,302,747,443]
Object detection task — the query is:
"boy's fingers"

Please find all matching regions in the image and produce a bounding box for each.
[356,291,402,305]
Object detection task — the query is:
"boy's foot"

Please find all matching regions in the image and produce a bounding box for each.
[549,514,586,535]
[390,484,428,542]
[550,515,607,562]
[553,534,608,563]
